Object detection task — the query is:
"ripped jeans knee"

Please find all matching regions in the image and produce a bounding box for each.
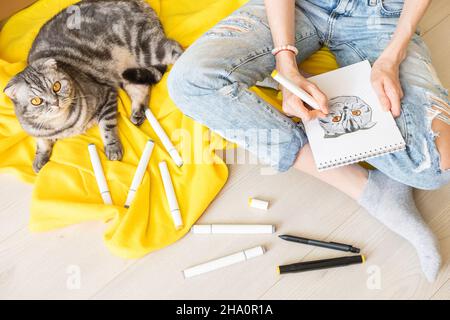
[426,92,450,171]
[408,90,450,189]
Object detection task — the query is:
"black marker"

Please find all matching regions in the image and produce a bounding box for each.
[279,234,360,253]
[277,255,365,275]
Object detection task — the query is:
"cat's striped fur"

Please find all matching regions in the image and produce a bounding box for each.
[3,0,183,172]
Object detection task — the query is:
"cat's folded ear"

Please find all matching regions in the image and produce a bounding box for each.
[163,39,184,65]
[42,58,58,70]
[3,76,23,100]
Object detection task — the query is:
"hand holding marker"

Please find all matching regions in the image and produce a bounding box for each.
[271,70,328,119]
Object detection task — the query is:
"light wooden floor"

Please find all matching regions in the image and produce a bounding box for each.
[0,2,449,300]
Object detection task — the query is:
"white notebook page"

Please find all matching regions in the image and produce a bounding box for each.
[304,60,405,171]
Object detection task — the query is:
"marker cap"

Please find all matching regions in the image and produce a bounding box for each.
[191,225,212,234]
[244,246,265,259]
[124,190,136,208]
[249,197,269,210]
[271,70,278,78]
[169,149,184,167]
[101,192,113,205]
[172,209,183,230]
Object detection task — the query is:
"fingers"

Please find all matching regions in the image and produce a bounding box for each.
[372,79,391,112]
[385,81,402,118]
[304,82,329,114]
[283,93,326,121]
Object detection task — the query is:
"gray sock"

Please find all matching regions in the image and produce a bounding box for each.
[358,170,441,282]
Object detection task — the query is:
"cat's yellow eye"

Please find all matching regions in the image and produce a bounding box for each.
[31,97,43,106]
[352,110,361,116]
[53,81,61,93]
[332,115,341,122]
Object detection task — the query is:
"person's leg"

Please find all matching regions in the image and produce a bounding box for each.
[294,144,369,199]
[320,0,449,281]
[168,0,322,172]
[169,0,373,200]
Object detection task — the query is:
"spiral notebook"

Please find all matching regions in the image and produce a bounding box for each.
[304,60,406,171]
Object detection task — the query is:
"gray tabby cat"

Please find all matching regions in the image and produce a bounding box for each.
[3,0,183,172]
[319,96,377,138]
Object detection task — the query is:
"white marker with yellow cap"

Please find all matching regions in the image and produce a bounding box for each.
[183,246,265,278]
[145,108,183,167]
[87,144,112,205]
[124,140,155,208]
[271,70,321,110]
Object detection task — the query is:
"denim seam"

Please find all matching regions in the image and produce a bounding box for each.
[241,88,296,130]
[227,33,318,76]
[324,11,337,46]
[379,1,403,17]
[340,42,368,61]
[227,47,272,76]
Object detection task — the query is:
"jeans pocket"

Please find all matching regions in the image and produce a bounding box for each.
[379,0,403,16]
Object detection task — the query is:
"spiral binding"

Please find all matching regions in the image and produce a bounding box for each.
[318,142,406,171]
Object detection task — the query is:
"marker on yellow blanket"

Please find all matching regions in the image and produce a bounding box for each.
[271,70,321,110]
[159,161,183,230]
[145,108,183,167]
[87,144,112,205]
[124,140,155,208]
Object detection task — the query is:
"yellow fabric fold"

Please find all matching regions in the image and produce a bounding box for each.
[0,0,338,258]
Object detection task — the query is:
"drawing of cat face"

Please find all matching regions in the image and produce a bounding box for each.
[319,96,376,138]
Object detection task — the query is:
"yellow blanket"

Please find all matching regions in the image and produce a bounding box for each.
[0,0,338,258]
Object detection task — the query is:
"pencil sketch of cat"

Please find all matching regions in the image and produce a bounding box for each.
[319,96,376,138]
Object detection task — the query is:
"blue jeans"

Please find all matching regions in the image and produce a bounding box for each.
[168,0,450,190]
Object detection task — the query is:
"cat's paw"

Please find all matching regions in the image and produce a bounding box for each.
[105,141,123,161]
[130,111,146,126]
[32,154,50,173]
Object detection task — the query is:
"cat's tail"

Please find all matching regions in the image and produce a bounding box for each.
[122,68,163,85]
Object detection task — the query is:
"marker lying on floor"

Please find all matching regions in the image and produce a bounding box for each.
[159,161,183,230]
[279,234,360,253]
[87,144,112,205]
[191,224,275,234]
[277,255,365,275]
[124,140,155,208]
[183,246,265,278]
[145,108,183,167]
[271,70,321,110]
